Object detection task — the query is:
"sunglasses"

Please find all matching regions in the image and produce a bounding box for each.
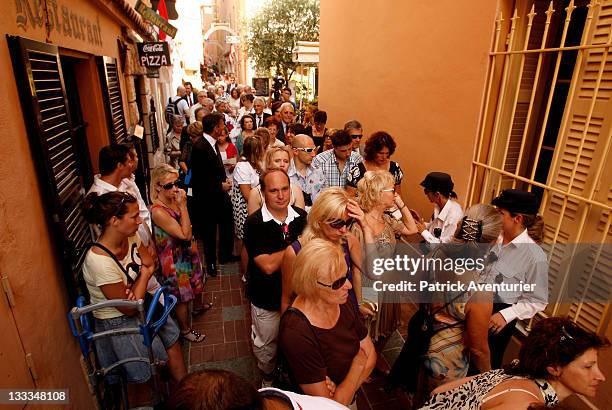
[161,180,180,190]
[382,188,395,193]
[327,218,354,229]
[351,134,362,139]
[295,147,317,153]
[317,273,350,290]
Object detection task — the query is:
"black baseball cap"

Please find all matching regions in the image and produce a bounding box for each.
[420,172,455,197]
[491,189,539,215]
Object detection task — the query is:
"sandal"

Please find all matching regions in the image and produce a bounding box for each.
[192,302,213,316]
[181,329,206,343]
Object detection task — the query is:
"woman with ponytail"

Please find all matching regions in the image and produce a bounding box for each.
[82,191,186,397]
[487,189,549,369]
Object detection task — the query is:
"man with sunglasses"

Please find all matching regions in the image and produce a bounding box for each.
[243,169,307,387]
[288,134,326,211]
[344,119,365,156]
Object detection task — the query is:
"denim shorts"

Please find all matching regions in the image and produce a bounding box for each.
[94,314,180,384]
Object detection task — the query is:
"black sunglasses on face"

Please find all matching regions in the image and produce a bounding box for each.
[295,147,317,153]
[351,134,362,139]
[327,218,355,229]
[161,180,180,190]
[317,273,350,290]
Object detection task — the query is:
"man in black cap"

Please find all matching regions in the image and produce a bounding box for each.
[412,172,464,244]
[485,188,548,368]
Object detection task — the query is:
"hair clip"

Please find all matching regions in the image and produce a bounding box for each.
[460,217,483,241]
[560,325,575,343]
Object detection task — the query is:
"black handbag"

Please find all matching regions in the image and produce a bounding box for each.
[88,242,165,323]
[388,292,467,393]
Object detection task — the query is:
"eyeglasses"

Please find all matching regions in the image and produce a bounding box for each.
[382,188,395,193]
[317,273,350,290]
[351,134,362,139]
[161,180,180,190]
[327,218,354,229]
[295,147,317,153]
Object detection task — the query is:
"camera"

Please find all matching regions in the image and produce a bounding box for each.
[271,77,285,101]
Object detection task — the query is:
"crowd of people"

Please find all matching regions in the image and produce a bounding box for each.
[80,75,607,409]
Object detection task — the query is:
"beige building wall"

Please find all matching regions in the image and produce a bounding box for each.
[319,0,499,214]
[0,0,170,405]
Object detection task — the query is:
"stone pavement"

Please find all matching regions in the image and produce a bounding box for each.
[187,262,410,409]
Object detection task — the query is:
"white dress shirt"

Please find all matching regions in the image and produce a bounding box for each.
[485,229,548,323]
[421,199,464,243]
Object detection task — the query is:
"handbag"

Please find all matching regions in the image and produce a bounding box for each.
[388,291,467,393]
[88,242,165,323]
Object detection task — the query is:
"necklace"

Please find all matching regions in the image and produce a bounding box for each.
[156,198,178,212]
[367,213,384,223]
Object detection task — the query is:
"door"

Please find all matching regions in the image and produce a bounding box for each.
[0,280,35,390]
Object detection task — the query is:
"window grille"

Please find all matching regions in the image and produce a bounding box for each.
[468,0,612,334]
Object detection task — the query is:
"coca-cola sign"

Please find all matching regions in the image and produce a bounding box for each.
[137,42,171,67]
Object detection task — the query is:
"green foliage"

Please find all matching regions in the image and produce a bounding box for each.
[247,0,319,81]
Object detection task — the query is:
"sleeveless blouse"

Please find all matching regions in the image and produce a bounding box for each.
[420,369,558,409]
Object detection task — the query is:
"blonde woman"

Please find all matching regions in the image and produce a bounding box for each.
[150,164,205,343]
[247,147,304,215]
[280,188,364,315]
[350,169,418,374]
[279,239,376,406]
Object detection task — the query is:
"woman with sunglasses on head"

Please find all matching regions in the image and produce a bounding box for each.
[280,187,364,315]
[279,239,376,407]
[346,131,404,199]
[350,170,419,375]
[150,164,206,343]
[82,191,187,399]
[420,316,608,409]
[247,147,305,215]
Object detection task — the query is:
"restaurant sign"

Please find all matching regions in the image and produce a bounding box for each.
[134,0,177,38]
[137,42,171,67]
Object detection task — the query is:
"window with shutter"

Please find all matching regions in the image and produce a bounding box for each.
[7,36,93,301]
[97,56,128,144]
[468,0,612,335]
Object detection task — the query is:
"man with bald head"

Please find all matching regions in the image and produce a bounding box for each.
[277,102,295,143]
[289,134,326,210]
[167,85,190,130]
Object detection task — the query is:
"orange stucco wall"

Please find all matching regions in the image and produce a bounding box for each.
[0,0,134,406]
[319,0,500,215]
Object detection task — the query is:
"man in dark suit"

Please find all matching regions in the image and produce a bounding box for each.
[189,113,234,276]
[225,76,237,95]
[252,97,271,129]
[184,82,197,108]
[276,102,295,144]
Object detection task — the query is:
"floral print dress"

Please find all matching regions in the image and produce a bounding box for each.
[151,204,204,302]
